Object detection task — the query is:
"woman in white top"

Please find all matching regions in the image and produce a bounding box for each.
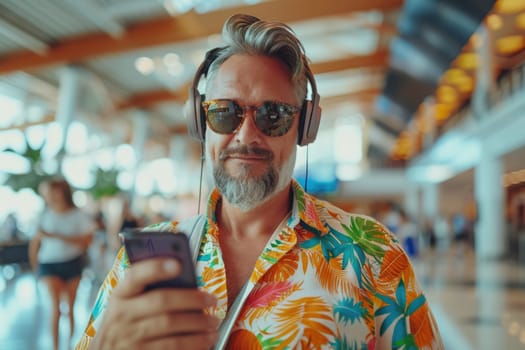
[29,179,94,350]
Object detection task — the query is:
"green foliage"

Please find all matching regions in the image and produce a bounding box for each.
[4,139,51,193]
[89,167,121,199]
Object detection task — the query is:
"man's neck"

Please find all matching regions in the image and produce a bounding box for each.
[218,183,293,241]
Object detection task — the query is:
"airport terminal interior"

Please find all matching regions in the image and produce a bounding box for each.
[0,0,524,349]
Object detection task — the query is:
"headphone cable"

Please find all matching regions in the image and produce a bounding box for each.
[304,145,309,193]
[197,142,205,215]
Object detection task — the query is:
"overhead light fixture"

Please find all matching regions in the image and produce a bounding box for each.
[469,33,483,49]
[164,0,194,15]
[456,52,479,70]
[494,0,525,14]
[516,13,525,30]
[457,76,474,93]
[163,53,180,66]
[496,35,525,55]
[437,86,457,104]
[434,103,453,121]
[486,14,504,31]
[134,57,155,75]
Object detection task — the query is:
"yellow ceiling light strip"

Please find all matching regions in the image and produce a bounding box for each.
[456,52,479,70]
[494,0,525,14]
[486,13,504,30]
[496,35,525,55]
[437,85,458,104]
[516,13,525,29]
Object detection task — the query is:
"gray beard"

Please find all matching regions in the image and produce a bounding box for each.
[207,145,296,212]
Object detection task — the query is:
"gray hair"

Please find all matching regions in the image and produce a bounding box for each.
[205,14,309,104]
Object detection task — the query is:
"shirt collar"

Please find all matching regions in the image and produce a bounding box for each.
[205,179,326,235]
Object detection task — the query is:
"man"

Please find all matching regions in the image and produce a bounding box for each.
[76,14,443,349]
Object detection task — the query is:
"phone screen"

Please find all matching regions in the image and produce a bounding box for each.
[122,231,198,290]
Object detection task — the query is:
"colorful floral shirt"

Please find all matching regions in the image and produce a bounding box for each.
[76,180,443,349]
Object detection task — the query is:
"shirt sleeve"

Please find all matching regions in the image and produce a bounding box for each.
[75,246,129,349]
[372,241,444,349]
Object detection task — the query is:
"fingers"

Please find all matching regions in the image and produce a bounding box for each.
[128,289,217,320]
[114,258,181,298]
[92,258,221,350]
[139,332,219,350]
[128,312,220,341]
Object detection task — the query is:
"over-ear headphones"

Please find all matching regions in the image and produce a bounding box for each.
[187,47,322,146]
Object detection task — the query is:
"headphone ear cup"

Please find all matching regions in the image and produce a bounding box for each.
[187,85,206,142]
[297,96,321,146]
[297,100,309,145]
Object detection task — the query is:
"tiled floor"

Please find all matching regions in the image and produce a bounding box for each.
[1,244,524,350]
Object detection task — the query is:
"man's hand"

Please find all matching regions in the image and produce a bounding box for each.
[89,258,219,350]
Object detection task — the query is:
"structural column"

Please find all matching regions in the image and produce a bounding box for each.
[404,184,420,220]
[422,183,439,221]
[474,153,506,259]
[56,65,81,168]
[129,110,149,198]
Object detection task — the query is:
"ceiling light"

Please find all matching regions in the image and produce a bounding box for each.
[445,68,464,84]
[134,57,155,75]
[437,86,457,104]
[494,0,525,14]
[469,33,483,49]
[163,53,180,66]
[456,53,479,70]
[517,13,525,29]
[445,69,474,92]
[164,0,194,15]
[457,77,474,93]
[496,35,525,55]
[434,103,453,121]
[486,14,504,30]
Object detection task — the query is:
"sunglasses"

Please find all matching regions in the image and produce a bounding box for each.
[201,99,300,137]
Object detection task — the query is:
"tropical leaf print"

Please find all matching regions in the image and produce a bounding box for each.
[377,245,410,295]
[226,329,263,350]
[340,216,389,260]
[293,182,306,213]
[333,297,368,325]
[272,296,336,349]
[375,279,428,349]
[240,281,302,325]
[330,336,368,350]
[302,195,322,228]
[410,297,438,348]
[300,220,372,289]
[359,263,379,331]
[263,250,300,282]
[251,231,296,284]
[308,250,360,297]
[326,208,342,221]
[200,265,227,300]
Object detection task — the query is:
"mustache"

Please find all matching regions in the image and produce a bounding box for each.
[219,145,273,161]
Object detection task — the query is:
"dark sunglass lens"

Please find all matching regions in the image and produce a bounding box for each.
[206,100,240,134]
[255,102,295,136]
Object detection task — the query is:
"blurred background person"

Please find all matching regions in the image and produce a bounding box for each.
[452,211,469,257]
[397,209,419,258]
[28,179,94,350]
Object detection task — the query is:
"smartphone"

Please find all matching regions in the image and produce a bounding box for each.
[122,231,198,290]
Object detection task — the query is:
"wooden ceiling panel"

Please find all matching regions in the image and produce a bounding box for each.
[0,0,402,75]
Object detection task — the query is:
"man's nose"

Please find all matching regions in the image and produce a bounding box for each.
[234,108,262,143]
